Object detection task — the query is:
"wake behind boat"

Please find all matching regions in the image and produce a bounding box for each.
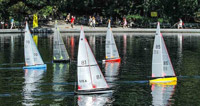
[75,27,112,94]
[23,22,46,69]
[150,22,177,84]
[103,20,121,63]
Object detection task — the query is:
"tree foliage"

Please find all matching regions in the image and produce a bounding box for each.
[0,0,200,23]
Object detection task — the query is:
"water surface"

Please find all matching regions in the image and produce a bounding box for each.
[0,33,200,105]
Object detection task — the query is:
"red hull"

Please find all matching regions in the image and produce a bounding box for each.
[105,58,121,62]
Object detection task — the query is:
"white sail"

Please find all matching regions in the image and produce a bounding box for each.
[105,22,120,59]
[152,23,175,77]
[24,24,34,65]
[53,21,70,61]
[151,84,175,106]
[77,27,108,91]
[24,22,44,66]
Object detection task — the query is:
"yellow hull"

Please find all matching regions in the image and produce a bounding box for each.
[150,77,177,85]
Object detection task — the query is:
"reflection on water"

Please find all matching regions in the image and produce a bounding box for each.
[1,33,200,105]
[177,34,183,74]
[151,82,176,106]
[23,69,45,106]
[123,34,127,58]
[104,62,120,84]
[89,35,96,54]
[10,36,14,63]
[70,36,75,60]
[0,34,23,64]
[52,63,69,92]
[77,93,113,106]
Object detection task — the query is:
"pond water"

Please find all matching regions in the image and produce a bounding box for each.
[0,33,200,105]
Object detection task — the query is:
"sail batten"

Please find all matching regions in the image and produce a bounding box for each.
[77,27,109,91]
[152,22,175,78]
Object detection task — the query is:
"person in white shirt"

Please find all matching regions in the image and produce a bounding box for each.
[178,18,183,29]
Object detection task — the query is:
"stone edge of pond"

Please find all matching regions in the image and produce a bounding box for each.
[1,28,200,34]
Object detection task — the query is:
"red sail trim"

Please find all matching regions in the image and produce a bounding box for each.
[78,97,81,101]
[78,85,82,90]
[105,58,121,62]
[92,84,96,88]
[84,38,94,89]
[151,84,155,91]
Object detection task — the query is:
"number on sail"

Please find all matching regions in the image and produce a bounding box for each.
[34,53,38,56]
[163,61,168,65]
[96,75,102,79]
[81,60,86,65]
[154,50,159,54]
[156,45,160,49]
[26,40,30,44]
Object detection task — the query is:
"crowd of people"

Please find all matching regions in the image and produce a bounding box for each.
[64,13,184,29]
[64,13,129,29]
[0,18,15,29]
[0,14,184,29]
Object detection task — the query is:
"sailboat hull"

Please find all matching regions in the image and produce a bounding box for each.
[75,89,113,95]
[53,59,70,63]
[103,58,121,62]
[23,64,47,69]
[149,77,177,84]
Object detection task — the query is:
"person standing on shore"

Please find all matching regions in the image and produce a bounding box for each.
[178,18,183,29]
[71,16,75,28]
[123,17,127,28]
[92,16,95,29]
[10,18,14,29]
[89,16,92,28]
[1,21,4,29]
[65,13,70,24]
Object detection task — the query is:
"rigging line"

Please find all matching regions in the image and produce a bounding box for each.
[84,37,94,88]
[158,33,164,76]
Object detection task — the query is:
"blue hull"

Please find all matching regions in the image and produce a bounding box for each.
[23,64,47,69]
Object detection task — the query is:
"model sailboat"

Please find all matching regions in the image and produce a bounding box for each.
[23,22,46,69]
[53,21,70,62]
[150,22,177,84]
[103,20,120,62]
[75,27,112,94]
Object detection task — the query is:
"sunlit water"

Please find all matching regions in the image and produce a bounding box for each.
[0,33,200,105]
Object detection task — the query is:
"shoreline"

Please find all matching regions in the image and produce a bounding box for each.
[1,24,200,34]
